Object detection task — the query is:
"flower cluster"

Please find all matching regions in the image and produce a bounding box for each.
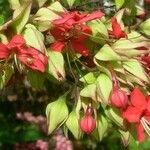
[0,35,48,72]
[1,0,150,146]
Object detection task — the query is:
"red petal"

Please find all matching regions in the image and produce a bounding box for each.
[78,25,92,41]
[71,39,90,57]
[136,123,145,142]
[123,106,142,123]
[0,43,10,59]
[131,88,147,110]
[17,47,48,72]
[147,96,150,113]
[50,41,65,52]
[7,35,25,49]
[111,17,125,39]
[53,12,75,25]
[79,11,104,23]
[50,27,66,40]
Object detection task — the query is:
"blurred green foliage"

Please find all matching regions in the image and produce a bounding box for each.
[0,0,12,25]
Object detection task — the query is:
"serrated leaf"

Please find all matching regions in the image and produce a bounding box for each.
[27,70,45,89]
[47,51,65,81]
[66,110,82,139]
[115,0,125,9]
[11,2,32,34]
[46,94,69,134]
[80,84,96,100]
[95,44,121,61]
[123,59,148,82]
[96,73,112,104]
[23,24,46,53]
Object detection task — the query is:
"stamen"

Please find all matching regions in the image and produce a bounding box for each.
[141,117,150,136]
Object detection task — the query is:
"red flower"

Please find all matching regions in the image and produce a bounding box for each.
[0,35,48,72]
[111,89,128,109]
[108,17,127,39]
[79,107,96,134]
[145,0,150,4]
[50,11,104,57]
[53,11,104,26]
[123,88,150,142]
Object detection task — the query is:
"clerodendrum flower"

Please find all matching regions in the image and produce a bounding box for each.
[123,88,150,142]
[0,35,48,72]
[50,11,104,57]
[108,17,127,39]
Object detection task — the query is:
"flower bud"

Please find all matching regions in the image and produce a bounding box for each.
[111,89,128,109]
[79,108,96,134]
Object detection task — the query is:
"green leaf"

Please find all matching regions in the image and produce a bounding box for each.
[95,44,121,61]
[35,0,47,7]
[0,65,14,89]
[66,0,76,8]
[115,49,146,57]
[11,2,32,34]
[115,0,125,9]
[80,84,96,100]
[96,73,112,104]
[79,73,96,84]
[27,70,45,89]
[8,0,20,10]
[88,20,108,43]
[123,59,148,82]
[47,51,65,81]
[106,107,125,128]
[33,8,60,21]
[140,18,150,36]
[119,129,130,146]
[47,1,65,12]
[0,16,4,25]
[93,115,108,141]
[23,24,46,53]
[46,94,69,134]
[66,110,82,139]
[112,39,148,50]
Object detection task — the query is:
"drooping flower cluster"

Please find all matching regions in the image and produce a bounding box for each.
[0,35,48,72]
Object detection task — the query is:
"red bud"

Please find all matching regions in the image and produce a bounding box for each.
[79,114,96,134]
[111,89,128,109]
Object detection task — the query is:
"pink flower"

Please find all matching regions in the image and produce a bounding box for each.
[79,107,96,134]
[0,35,48,72]
[123,88,150,142]
[108,17,127,39]
[50,11,104,57]
[111,89,128,109]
